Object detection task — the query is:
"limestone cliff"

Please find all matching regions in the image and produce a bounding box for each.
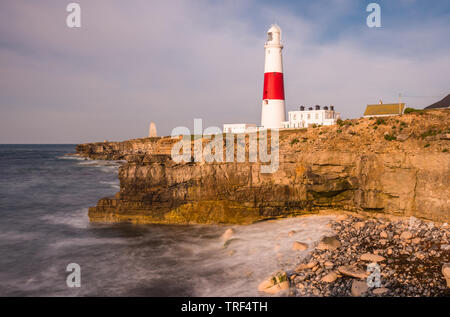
[76,109,450,224]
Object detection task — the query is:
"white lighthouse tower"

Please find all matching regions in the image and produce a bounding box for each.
[261,24,286,129]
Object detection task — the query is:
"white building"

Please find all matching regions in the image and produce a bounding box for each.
[281,105,340,129]
[223,123,257,134]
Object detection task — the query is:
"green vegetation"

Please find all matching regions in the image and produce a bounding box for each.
[384,134,397,141]
[443,149,448,153]
[337,119,344,126]
[404,107,424,114]
[337,129,342,133]
[376,118,386,125]
[424,143,430,148]
[373,126,378,130]
[421,129,439,139]
[290,138,299,145]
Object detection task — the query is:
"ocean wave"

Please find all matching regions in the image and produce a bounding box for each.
[40,208,90,229]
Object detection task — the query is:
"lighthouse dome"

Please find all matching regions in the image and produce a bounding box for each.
[266,24,282,45]
[268,24,281,33]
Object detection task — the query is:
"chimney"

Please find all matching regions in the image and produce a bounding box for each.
[315,105,320,110]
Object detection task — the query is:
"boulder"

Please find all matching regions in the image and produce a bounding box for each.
[221,228,235,241]
[360,253,386,262]
[338,265,367,279]
[396,133,410,142]
[321,272,338,283]
[351,280,368,297]
[380,231,388,238]
[400,231,413,240]
[317,236,341,250]
[372,287,389,295]
[442,263,450,287]
[296,260,318,272]
[292,241,308,251]
[258,271,290,294]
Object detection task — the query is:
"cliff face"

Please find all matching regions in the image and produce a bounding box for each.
[77,109,450,224]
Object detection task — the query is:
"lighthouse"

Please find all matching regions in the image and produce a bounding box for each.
[261,24,286,129]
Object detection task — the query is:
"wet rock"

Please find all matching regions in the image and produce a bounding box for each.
[295,260,318,272]
[258,271,290,294]
[317,236,341,251]
[221,228,235,241]
[292,241,308,251]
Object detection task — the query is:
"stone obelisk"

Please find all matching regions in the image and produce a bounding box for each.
[148,122,157,138]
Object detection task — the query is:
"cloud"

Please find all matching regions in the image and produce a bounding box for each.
[0,0,449,143]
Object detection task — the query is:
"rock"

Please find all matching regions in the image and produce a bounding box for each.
[223,238,239,248]
[354,222,365,230]
[317,236,341,250]
[338,265,367,279]
[411,237,421,244]
[372,287,389,295]
[292,241,308,251]
[379,239,388,246]
[288,230,296,237]
[396,133,410,142]
[400,231,413,240]
[351,280,368,297]
[295,260,318,272]
[360,253,386,262]
[221,228,235,241]
[414,251,426,260]
[442,263,450,287]
[258,271,290,294]
[440,133,450,140]
[336,214,348,221]
[324,261,334,268]
[321,272,338,283]
[441,244,450,251]
[387,248,393,255]
[380,231,388,239]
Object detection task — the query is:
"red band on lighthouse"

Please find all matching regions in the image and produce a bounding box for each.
[263,72,285,100]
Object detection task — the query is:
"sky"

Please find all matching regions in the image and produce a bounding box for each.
[0,0,449,143]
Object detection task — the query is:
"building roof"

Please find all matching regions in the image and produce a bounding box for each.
[364,103,405,116]
[425,94,450,109]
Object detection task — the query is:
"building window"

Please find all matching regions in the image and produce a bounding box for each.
[267,32,273,41]
[307,114,310,119]
[315,113,318,119]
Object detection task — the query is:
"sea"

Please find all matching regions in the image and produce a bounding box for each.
[0,144,334,296]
